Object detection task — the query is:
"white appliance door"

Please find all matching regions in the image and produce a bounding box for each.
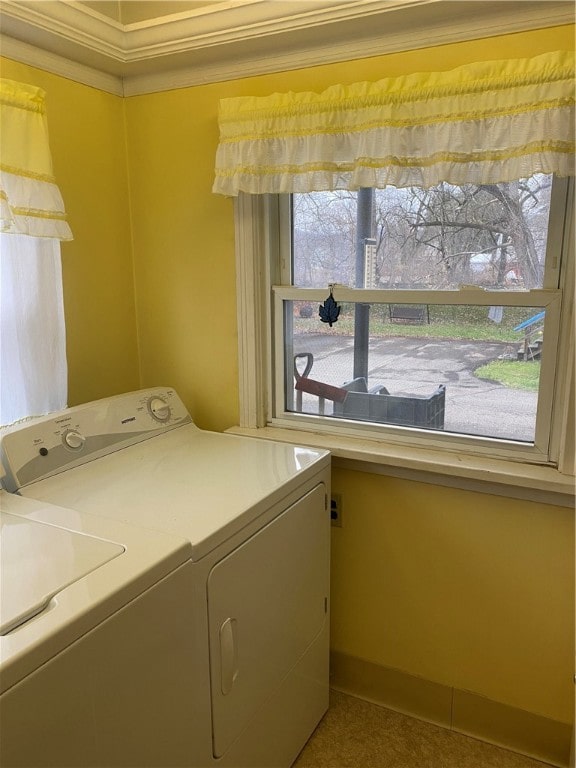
[207,483,329,758]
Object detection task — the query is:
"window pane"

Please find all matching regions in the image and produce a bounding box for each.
[286,302,544,443]
[292,176,552,290]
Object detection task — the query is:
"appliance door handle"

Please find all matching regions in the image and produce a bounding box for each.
[219,617,238,695]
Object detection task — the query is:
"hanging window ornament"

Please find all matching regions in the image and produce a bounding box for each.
[319,284,340,327]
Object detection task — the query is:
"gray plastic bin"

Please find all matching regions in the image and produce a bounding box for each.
[334,378,445,429]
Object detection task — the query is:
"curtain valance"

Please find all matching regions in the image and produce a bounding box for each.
[213,50,575,196]
[0,79,72,240]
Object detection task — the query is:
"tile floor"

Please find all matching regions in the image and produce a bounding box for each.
[293,690,555,768]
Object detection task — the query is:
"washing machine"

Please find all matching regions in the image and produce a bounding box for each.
[0,489,197,768]
[0,387,331,768]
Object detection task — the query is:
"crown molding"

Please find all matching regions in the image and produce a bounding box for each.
[1,1,125,60]
[0,0,438,63]
[123,2,576,96]
[121,0,430,60]
[0,0,574,97]
[0,33,124,94]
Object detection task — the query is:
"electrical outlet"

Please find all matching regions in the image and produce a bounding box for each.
[331,494,343,527]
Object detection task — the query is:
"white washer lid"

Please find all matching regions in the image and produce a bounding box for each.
[1,512,123,634]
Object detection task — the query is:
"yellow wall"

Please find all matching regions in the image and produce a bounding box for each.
[2,23,573,726]
[331,468,574,723]
[0,58,140,405]
[125,86,238,427]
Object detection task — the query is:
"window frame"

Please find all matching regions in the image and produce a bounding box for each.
[232,178,575,497]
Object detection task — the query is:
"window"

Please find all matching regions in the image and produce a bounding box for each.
[271,175,572,462]
[219,50,575,487]
[233,175,574,472]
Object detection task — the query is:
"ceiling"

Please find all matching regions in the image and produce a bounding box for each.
[0,0,573,96]
[80,2,236,25]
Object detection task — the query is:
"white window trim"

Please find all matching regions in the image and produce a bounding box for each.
[232,190,575,505]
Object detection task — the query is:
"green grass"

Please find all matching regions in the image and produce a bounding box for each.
[294,316,523,342]
[293,304,541,343]
[474,360,541,391]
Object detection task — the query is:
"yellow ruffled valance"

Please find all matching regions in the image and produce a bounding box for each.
[0,79,72,240]
[213,50,575,195]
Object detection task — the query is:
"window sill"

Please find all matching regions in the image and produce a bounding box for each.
[226,425,575,507]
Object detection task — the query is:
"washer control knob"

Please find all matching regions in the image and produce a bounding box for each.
[148,396,171,422]
[63,430,85,450]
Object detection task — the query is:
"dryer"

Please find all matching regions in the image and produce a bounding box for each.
[1,387,331,768]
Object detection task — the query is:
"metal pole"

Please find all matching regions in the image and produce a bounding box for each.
[354,188,374,381]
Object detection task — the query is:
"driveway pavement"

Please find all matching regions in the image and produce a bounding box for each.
[293,333,537,442]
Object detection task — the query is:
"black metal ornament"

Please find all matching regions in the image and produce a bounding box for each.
[319,285,340,327]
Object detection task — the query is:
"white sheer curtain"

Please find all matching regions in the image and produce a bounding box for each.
[0,79,72,427]
[1,234,67,425]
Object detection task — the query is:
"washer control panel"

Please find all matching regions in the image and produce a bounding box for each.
[1,388,193,491]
